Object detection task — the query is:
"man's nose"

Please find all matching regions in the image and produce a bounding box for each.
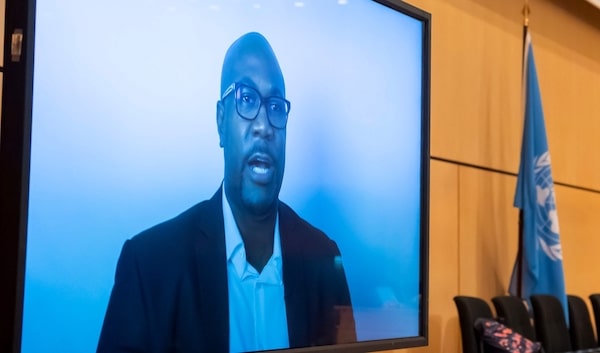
[251,103,274,138]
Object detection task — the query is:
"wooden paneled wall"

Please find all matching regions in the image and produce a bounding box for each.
[384,0,600,352]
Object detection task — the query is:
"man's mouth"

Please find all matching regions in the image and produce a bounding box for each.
[250,162,269,175]
[247,153,274,183]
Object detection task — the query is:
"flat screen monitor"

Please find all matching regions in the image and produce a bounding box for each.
[0,0,430,352]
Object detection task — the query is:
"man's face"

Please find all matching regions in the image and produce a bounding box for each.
[217,50,286,217]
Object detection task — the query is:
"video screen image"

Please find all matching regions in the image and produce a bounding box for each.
[22,0,425,352]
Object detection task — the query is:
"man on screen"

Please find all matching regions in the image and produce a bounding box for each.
[97,32,356,353]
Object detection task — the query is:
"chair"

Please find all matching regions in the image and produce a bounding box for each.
[589,294,600,345]
[491,295,536,341]
[567,294,597,350]
[454,295,494,353]
[530,294,572,353]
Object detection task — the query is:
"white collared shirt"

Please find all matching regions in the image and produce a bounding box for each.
[222,187,289,353]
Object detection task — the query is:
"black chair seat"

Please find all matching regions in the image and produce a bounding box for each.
[530,294,572,353]
[567,294,597,350]
[454,295,494,353]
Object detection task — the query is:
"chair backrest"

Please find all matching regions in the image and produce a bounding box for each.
[454,296,494,353]
[530,294,572,353]
[589,294,600,345]
[566,294,597,350]
[491,295,536,341]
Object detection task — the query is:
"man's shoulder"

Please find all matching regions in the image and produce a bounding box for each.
[127,191,222,255]
[278,201,340,253]
[278,201,322,234]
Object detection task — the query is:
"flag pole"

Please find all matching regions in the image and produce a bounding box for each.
[523,0,530,28]
[516,0,530,300]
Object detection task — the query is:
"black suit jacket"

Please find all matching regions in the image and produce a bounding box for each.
[97,188,356,353]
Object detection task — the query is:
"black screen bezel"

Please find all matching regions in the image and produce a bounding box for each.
[0,0,431,352]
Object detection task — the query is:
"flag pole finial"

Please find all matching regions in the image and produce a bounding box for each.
[522,1,530,27]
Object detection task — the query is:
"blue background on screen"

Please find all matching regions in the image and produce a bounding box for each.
[23,0,424,351]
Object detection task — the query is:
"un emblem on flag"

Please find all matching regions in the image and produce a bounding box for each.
[534,151,562,261]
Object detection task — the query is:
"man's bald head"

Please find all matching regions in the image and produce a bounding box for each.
[220,32,285,97]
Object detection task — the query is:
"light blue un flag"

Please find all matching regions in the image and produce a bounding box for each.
[509,30,567,316]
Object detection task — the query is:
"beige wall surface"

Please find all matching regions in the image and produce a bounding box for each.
[381,0,600,352]
[427,0,523,174]
[557,184,600,297]
[420,0,600,189]
[389,162,600,353]
[457,167,519,299]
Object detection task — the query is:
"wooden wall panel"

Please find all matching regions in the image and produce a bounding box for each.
[417,0,523,172]
[457,167,519,300]
[534,38,600,191]
[556,184,600,298]
[414,0,600,191]
[383,163,600,353]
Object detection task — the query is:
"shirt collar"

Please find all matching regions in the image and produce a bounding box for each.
[222,186,282,279]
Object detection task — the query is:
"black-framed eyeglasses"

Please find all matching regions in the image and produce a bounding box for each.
[221,82,291,129]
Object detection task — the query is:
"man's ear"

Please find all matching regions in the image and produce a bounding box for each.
[216,101,224,148]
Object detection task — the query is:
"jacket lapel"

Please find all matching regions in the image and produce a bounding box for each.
[190,188,229,352]
[279,202,310,348]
